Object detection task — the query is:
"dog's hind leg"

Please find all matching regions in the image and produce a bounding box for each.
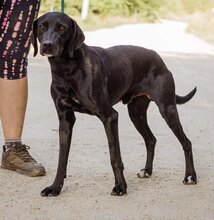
[153,77,197,184]
[127,96,156,178]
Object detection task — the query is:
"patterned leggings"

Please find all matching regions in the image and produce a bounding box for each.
[0,0,40,80]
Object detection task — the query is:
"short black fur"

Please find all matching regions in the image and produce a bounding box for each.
[32,12,197,197]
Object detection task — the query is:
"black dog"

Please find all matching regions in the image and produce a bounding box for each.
[32,12,197,196]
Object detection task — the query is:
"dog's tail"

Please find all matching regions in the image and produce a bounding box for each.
[176,87,197,105]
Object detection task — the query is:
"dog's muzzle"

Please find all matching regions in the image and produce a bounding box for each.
[41,40,54,57]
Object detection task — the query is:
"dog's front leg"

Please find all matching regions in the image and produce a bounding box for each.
[41,105,75,197]
[100,109,127,196]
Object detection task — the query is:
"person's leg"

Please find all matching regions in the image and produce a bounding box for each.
[0,77,46,177]
[0,0,45,176]
[0,77,28,140]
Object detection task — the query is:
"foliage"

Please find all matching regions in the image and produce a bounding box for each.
[89,0,165,21]
[40,0,213,21]
[40,0,81,15]
[160,0,212,15]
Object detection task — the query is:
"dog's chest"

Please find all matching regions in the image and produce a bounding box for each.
[61,96,80,105]
[53,68,98,114]
[71,95,81,104]
[59,88,95,115]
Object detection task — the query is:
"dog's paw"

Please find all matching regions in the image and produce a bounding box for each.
[183,174,197,185]
[137,169,152,178]
[41,185,62,197]
[111,184,127,196]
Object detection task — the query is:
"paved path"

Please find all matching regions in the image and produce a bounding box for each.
[85,20,214,55]
[0,20,214,220]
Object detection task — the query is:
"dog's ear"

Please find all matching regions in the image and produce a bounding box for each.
[31,19,38,57]
[69,19,85,57]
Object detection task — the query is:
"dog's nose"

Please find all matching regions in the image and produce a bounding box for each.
[42,41,53,49]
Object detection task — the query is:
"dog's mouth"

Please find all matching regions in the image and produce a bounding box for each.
[40,47,55,57]
[42,52,54,57]
[40,47,62,57]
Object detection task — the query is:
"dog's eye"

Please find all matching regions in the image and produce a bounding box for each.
[57,25,66,32]
[39,23,48,32]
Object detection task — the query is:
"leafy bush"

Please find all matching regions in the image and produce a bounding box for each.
[40,0,213,21]
[40,0,82,15]
[161,0,212,15]
[86,0,165,21]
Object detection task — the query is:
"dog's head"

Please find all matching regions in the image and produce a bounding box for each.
[31,12,85,57]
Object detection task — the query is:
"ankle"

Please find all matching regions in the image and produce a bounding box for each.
[4,138,22,152]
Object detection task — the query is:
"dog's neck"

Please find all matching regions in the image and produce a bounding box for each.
[48,46,84,63]
[48,46,87,88]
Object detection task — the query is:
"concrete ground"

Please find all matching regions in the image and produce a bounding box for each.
[0,20,214,220]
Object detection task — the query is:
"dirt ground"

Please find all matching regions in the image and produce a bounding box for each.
[0,21,214,220]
